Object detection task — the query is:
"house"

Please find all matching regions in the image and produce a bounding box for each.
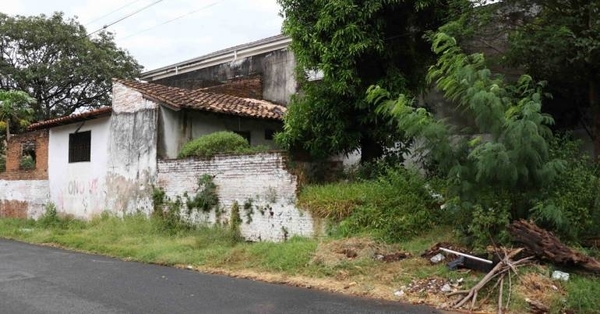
[141,34,296,106]
[1,79,285,216]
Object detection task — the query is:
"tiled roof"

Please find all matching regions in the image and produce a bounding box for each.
[115,79,286,120]
[28,107,113,131]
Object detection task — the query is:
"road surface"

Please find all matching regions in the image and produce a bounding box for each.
[0,239,444,314]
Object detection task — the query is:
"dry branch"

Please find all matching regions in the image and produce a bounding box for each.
[451,248,532,312]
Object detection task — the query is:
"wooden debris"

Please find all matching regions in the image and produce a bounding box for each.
[508,220,600,274]
[449,248,533,312]
[525,298,549,314]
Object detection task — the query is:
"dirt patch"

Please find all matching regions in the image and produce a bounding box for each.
[311,237,410,267]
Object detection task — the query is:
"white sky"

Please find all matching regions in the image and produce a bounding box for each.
[2,0,284,71]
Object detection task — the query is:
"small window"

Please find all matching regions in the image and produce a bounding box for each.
[20,141,36,170]
[69,131,91,163]
[233,131,251,144]
[264,129,275,140]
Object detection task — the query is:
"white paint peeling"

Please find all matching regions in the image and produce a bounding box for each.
[0,180,49,218]
[158,153,318,242]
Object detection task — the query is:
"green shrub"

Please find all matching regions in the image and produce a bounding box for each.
[178,131,269,158]
[186,175,219,213]
[531,135,600,241]
[301,167,442,242]
[38,203,60,228]
[445,135,600,246]
[0,155,5,172]
[151,187,189,234]
[37,203,85,229]
[20,155,35,170]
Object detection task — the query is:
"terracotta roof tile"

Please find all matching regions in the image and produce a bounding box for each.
[114,79,286,120]
[28,107,112,131]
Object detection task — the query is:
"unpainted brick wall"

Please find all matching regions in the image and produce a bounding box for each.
[157,152,318,242]
[1,130,49,180]
[200,75,263,99]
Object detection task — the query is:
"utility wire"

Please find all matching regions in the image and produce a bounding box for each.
[87,0,165,36]
[118,0,228,40]
[85,0,144,26]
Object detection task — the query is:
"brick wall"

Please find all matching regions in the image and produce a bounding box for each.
[200,75,263,99]
[1,130,49,180]
[157,152,319,242]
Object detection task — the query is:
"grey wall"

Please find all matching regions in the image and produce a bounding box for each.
[154,49,297,106]
[157,107,283,159]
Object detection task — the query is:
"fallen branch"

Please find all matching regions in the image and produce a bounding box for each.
[508,220,600,274]
[451,248,532,312]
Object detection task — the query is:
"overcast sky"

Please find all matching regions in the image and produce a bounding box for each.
[2,0,284,71]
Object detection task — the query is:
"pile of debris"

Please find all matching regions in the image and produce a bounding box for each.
[420,220,600,314]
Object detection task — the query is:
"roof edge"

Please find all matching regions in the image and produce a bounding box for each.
[28,107,113,131]
[141,34,291,81]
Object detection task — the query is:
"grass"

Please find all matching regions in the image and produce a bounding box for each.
[564,275,600,313]
[1,203,600,313]
[4,148,600,314]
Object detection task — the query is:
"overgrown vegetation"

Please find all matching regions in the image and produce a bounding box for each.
[186,175,219,213]
[275,0,469,163]
[151,175,221,233]
[19,155,35,170]
[300,168,442,242]
[178,131,269,158]
[364,32,600,247]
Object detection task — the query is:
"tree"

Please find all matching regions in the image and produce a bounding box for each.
[0,90,35,141]
[501,0,600,157]
[0,89,35,172]
[368,32,566,244]
[275,0,468,163]
[449,1,600,158]
[0,12,143,120]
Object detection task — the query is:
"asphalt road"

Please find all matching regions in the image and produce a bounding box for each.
[0,239,445,314]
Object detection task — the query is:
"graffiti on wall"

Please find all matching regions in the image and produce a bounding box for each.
[67,178,99,195]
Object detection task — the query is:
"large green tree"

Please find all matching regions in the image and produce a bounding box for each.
[0,89,35,172]
[0,12,143,120]
[462,1,600,157]
[276,0,467,162]
[0,89,35,140]
[504,0,600,156]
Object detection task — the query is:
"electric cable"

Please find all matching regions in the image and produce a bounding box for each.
[85,0,144,26]
[87,0,165,36]
[118,0,228,40]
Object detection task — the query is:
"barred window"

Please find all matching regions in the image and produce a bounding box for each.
[69,131,91,163]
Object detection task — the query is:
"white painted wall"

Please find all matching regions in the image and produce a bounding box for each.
[48,117,111,218]
[157,153,318,242]
[105,83,159,214]
[0,180,49,218]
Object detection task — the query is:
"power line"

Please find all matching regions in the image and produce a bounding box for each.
[87,0,165,36]
[118,0,228,41]
[85,0,144,26]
